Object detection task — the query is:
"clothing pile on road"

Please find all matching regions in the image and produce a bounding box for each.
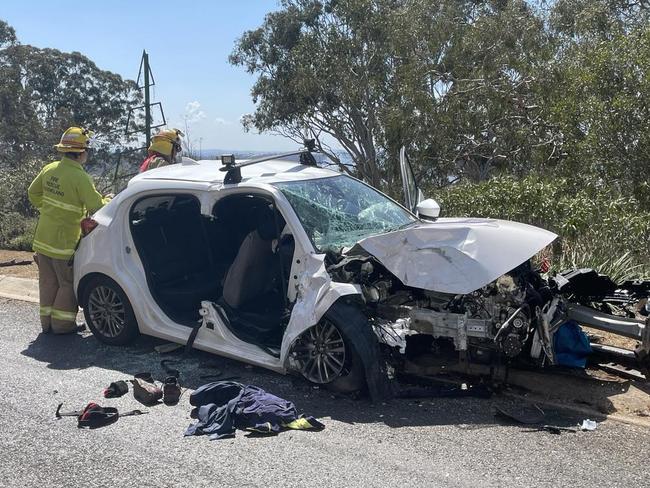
[185,381,325,440]
[56,375,325,439]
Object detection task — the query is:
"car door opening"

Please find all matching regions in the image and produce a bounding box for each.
[129,192,294,348]
[211,193,294,348]
[129,194,221,324]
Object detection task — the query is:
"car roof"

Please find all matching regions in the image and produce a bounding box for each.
[128,158,340,188]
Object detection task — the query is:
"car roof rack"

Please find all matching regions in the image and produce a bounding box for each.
[219,139,318,184]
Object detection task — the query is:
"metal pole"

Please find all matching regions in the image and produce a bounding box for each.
[143,50,151,148]
[112,151,123,194]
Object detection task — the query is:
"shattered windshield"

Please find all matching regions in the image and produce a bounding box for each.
[275,175,417,252]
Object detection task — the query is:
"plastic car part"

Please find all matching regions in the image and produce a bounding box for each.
[567,303,647,341]
[567,302,649,361]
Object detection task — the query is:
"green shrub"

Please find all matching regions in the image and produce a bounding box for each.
[434,176,650,280]
[0,212,36,250]
[0,158,43,219]
[0,158,44,250]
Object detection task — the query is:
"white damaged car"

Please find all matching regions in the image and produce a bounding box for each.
[74,147,648,396]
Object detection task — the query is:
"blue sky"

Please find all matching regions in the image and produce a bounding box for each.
[2,1,300,151]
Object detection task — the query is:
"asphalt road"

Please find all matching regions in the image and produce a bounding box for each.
[1,297,648,488]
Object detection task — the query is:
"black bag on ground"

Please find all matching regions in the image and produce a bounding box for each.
[77,402,119,429]
[55,402,147,429]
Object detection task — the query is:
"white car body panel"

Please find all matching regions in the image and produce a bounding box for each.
[74,160,362,372]
[74,158,556,376]
[354,218,557,294]
[279,252,362,365]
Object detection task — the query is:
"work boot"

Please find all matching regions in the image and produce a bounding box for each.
[163,376,181,406]
[131,375,162,406]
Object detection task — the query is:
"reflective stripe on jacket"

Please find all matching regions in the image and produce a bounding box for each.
[28,157,109,259]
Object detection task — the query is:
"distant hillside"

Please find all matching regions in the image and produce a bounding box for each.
[198,148,353,167]
[84,147,354,185]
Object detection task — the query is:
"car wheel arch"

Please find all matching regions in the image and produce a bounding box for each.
[77,272,107,303]
[288,297,391,400]
[79,273,140,345]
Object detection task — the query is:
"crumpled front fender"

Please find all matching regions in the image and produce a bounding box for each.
[280,252,362,366]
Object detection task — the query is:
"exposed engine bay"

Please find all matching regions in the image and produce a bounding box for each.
[326,252,650,375]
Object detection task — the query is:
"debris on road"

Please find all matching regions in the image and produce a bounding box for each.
[396,382,492,399]
[495,404,546,425]
[495,403,583,435]
[0,259,32,267]
[581,419,598,431]
[154,342,184,354]
[163,376,182,406]
[530,425,578,435]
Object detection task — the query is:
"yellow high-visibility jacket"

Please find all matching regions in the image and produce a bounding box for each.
[28,157,110,260]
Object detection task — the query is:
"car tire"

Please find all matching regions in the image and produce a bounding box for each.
[292,301,369,393]
[81,275,139,346]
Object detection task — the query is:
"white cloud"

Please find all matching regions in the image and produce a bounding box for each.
[183,101,206,124]
[215,117,231,125]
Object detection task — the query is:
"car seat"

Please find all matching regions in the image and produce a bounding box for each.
[222,205,278,310]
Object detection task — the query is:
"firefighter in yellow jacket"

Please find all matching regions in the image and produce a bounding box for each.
[28,127,111,334]
[139,128,184,172]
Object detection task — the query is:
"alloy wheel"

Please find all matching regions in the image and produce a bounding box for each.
[293,319,346,384]
[87,285,126,338]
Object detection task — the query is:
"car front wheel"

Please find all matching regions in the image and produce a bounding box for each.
[81,275,139,345]
[291,306,366,393]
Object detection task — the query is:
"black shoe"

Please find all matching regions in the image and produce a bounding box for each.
[103,380,129,398]
[163,376,181,406]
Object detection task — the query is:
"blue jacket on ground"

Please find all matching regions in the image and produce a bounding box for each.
[185,381,324,440]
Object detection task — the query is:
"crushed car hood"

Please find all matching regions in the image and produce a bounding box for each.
[352,218,557,294]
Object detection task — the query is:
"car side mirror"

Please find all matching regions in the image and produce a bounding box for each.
[416,198,441,220]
